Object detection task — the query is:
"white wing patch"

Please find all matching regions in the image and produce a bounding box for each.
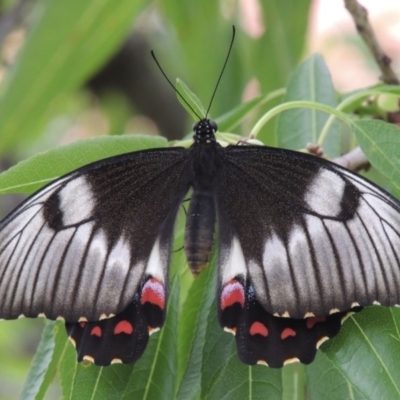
[304,169,345,216]
[220,236,247,284]
[303,216,345,307]
[145,238,167,283]
[106,236,131,280]
[1,207,54,312]
[55,223,95,303]
[73,228,109,313]
[256,233,293,309]
[58,176,95,225]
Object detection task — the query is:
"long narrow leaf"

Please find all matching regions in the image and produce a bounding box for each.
[0,0,146,152]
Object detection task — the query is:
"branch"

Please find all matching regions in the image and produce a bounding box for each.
[344,0,399,84]
[332,146,370,172]
[306,143,370,172]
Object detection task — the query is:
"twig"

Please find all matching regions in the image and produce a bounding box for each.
[306,143,370,172]
[344,0,399,84]
[338,1,398,173]
[332,146,370,172]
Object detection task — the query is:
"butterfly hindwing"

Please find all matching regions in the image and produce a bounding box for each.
[67,275,166,365]
[0,148,189,323]
[216,145,400,319]
[218,277,362,367]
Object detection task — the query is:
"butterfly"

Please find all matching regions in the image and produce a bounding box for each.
[1,30,400,369]
[1,116,400,368]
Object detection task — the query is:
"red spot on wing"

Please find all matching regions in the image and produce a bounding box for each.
[221,280,245,310]
[114,320,134,335]
[281,328,296,340]
[250,322,269,337]
[306,316,326,329]
[91,326,102,337]
[141,278,165,309]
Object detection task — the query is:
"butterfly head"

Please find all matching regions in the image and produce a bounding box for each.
[193,119,218,144]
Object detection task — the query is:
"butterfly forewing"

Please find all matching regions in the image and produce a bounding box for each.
[216,145,400,319]
[0,148,189,322]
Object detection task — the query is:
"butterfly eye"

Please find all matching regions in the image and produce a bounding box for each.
[209,120,218,132]
[193,121,200,131]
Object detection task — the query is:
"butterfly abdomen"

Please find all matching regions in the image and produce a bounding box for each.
[184,190,216,275]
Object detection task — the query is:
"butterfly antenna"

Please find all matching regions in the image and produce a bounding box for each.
[151,50,202,120]
[205,25,236,118]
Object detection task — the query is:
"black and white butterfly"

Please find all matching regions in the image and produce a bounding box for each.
[1,117,400,367]
[1,28,400,368]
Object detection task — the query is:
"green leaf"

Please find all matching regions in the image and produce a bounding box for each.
[56,322,78,400]
[63,273,179,399]
[201,307,283,400]
[0,0,146,152]
[0,135,167,194]
[353,119,400,190]
[276,54,341,156]
[246,0,312,143]
[256,0,312,90]
[19,321,57,400]
[282,364,307,400]
[307,353,366,400]
[176,259,217,400]
[176,78,207,121]
[313,307,400,400]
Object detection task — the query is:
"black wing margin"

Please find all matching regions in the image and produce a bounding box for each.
[216,145,400,319]
[0,147,189,323]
